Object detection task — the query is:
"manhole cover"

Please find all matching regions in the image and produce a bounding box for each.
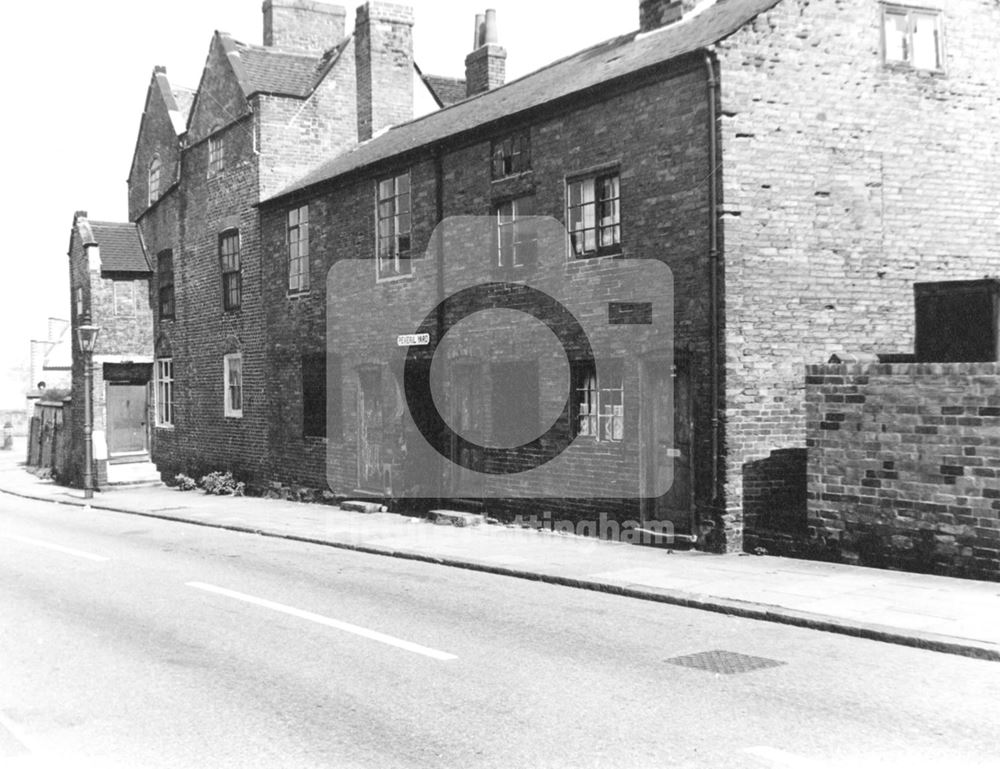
[666,650,786,675]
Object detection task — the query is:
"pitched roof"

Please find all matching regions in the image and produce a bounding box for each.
[421,74,467,107]
[226,36,351,99]
[265,0,781,204]
[86,221,150,273]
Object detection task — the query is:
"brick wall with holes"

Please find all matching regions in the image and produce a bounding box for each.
[805,363,1000,580]
[260,61,717,529]
[713,0,1000,550]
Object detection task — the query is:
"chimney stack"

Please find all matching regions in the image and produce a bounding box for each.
[639,0,698,32]
[355,2,415,142]
[263,0,347,52]
[465,9,505,97]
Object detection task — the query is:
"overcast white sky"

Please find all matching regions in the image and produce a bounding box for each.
[0,0,637,407]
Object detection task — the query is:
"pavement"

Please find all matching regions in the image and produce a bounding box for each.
[2,440,999,662]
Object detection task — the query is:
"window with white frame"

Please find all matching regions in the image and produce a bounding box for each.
[288,204,310,293]
[567,171,621,258]
[376,172,411,279]
[208,131,225,176]
[572,361,623,441]
[882,5,943,71]
[224,353,243,418]
[219,230,241,311]
[148,154,161,205]
[496,196,538,268]
[155,358,174,426]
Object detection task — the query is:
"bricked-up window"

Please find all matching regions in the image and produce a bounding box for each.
[376,172,411,280]
[302,354,326,438]
[491,130,530,179]
[208,131,225,176]
[496,196,538,268]
[287,205,310,293]
[882,5,943,71]
[224,353,243,418]
[113,281,136,317]
[567,172,621,257]
[158,249,174,319]
[219,230,241,311]
[148,154,161,205]
[572,361,623,441]
[155,358,174,427]
[491,361,539,446]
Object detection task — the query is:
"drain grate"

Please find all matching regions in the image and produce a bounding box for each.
[666,650,786,675]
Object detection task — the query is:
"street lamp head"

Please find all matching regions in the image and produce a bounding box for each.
[77,324,100,353]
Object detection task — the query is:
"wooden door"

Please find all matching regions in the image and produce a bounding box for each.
[357,369,385,492]
[106,384,148,456]
[641,358,693,534]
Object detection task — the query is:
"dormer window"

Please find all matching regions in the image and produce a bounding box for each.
[882,5,943,71]
[148,154,161,205]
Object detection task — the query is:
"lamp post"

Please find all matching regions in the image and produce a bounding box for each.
[77,319,100,499]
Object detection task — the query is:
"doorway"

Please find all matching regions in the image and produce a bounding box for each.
[106,383,149,460]
[640,356,693,536]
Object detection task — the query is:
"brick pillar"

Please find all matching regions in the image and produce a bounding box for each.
[355,2,414,142]
[263,0,347,52]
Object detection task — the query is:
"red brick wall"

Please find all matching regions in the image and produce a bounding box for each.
[138,28,362,484]
[263,0,346,52]
[355,2,414,142]
[715,0,1000,548]
[806,363,1000,580]
[128,71,184,223]
[256,41,358,200]
[261,64,716,526]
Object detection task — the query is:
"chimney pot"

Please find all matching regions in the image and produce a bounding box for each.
[474,13,485,48]
[483,9,498,44]
[465,9,506,96]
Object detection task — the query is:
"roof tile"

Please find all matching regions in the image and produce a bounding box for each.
[88,222,150,273]
[265,0,780,202]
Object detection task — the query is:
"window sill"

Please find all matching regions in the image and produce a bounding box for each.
[375,272,414,285]
[154,424,175,430]
[491,170,533,183]
[882,61,946,76]
[287,290,311,300]
[224,413,243,419]
[570,250,623,261]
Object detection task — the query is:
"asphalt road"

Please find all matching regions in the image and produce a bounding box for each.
[2,494,999,769]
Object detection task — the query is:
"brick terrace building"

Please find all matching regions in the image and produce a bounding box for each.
[66,213,154,487]
[129,1,464,484]
[143,0,1000,554]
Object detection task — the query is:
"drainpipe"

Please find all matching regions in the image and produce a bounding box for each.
[704,51,721,507]
[433,145,446,506]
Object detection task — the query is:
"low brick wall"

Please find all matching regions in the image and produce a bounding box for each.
[806,363,1000,581]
